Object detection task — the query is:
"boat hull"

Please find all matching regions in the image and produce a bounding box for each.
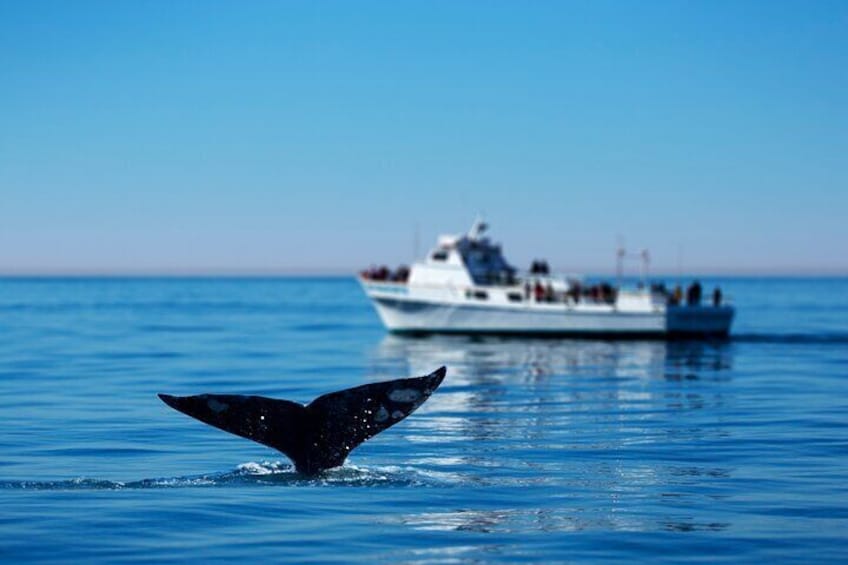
[367,293,734,339]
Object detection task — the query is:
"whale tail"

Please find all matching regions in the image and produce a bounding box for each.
[158,366,446,475]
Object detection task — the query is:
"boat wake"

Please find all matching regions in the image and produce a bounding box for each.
[0,461,453,491]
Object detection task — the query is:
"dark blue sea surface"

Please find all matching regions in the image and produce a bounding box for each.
[1,277,846,563]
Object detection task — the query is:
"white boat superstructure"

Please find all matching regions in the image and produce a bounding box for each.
[359,220,734,338]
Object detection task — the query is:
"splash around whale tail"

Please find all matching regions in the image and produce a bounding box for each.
[158,366,446,475]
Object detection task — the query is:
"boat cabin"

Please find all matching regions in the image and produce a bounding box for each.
[407,220,517,287]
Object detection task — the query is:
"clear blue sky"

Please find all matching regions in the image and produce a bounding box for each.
[1,1,846,275]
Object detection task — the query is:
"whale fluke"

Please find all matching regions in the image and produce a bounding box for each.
[159,366,446,475]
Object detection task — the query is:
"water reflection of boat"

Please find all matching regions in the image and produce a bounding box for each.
[371,334,732,386]
[369,334,734,535]
[360,220,734,338]
[370,334,733,446]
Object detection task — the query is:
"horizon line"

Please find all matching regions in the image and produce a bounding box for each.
[0,266,847,278]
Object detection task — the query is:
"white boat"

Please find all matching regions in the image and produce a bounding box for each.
[359,220,734,338]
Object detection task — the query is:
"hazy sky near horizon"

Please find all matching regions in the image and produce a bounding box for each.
[1,1,846,274]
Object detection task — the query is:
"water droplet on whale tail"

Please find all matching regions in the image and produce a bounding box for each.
[158,366,446,475]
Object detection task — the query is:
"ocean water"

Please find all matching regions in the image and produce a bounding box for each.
[0,276,846,563]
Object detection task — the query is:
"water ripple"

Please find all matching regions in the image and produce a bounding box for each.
[0,461,463,490]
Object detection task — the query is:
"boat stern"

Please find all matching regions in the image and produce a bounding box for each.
[666,305,735,338]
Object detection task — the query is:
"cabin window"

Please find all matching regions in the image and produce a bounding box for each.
[507,292,522,302]
[473,290,488,300]
[472,251,490,263]
[431,250,448,261]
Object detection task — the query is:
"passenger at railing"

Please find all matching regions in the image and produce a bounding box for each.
[673,285,683,305]
[686,280,702,306]
[600,282,615,304]
[545,282,554,303]
[588,285,599,302]
[667,289,679,306]
[524,281,531,300]
[567,282,581,304]
[392,265,410,283]
[365,265,390,281]
[713,286,722,307]
[534,281,545,302]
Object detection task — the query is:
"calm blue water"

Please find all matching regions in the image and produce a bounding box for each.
[1,277,846,563]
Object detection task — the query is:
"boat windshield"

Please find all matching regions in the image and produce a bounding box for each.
[460,240,516,286]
